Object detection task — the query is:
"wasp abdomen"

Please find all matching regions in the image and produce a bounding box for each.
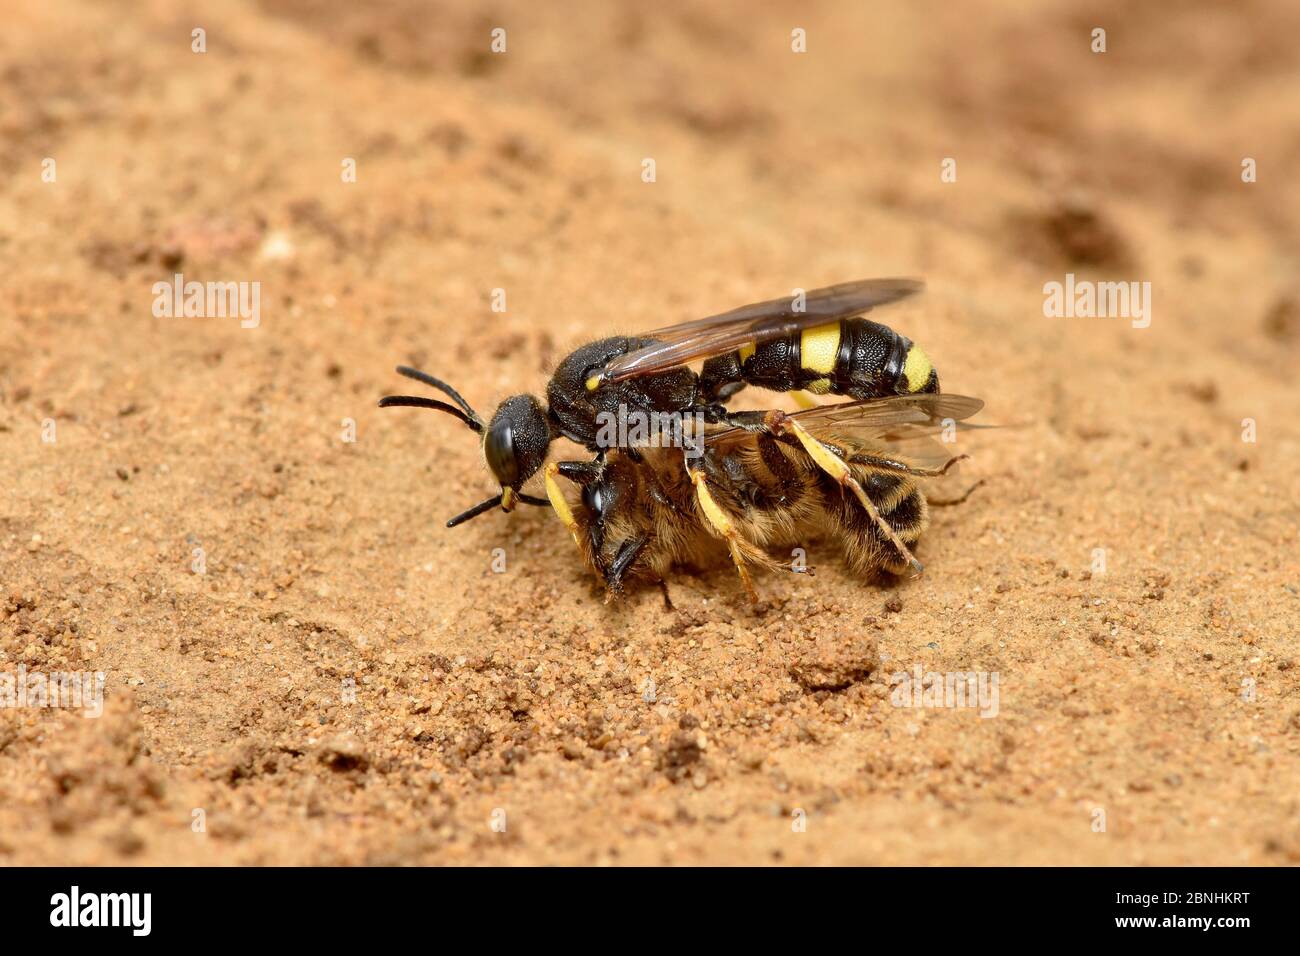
[699,317,938,402]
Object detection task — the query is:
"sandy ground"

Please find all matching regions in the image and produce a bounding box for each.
[2,0,1298,866]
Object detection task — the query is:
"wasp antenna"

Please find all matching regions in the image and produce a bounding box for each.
[377,394,483,432]
[395,366,480,421]
[446,493,504,528]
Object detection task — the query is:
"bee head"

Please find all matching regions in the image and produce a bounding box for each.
[379,367,552,527]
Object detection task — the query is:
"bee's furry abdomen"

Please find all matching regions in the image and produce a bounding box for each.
[576,435,932,592]
[812,467,928,575]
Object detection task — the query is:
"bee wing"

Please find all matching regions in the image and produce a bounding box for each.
[704,393,986,469]
[599,278,924,385]
[789,392,984,435]
[861,433,965,471]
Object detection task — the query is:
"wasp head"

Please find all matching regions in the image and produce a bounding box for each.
[379,366,552,526]
[483,394,553,504]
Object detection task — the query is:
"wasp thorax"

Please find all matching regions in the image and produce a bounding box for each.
[484,394,552,490]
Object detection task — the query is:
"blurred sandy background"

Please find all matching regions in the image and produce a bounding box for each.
[1,0,1297,864]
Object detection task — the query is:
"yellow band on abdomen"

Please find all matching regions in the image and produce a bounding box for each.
[903,344,933,392]
[800,322,840,375]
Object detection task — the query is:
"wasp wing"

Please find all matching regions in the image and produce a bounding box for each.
[598,278,924,385]
[703,393,985,470]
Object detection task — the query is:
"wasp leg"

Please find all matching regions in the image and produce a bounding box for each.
[928,479,985,507]
[712,408,771,431]
[834,480,928,577]
[847,451,970,478]
[689,466,756,602]
[685,461,785,603]
[776,418,926,575]
[848,452,982,507]
[543,461,585,545]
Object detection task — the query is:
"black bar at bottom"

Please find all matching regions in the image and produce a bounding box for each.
[0,866,1281,942]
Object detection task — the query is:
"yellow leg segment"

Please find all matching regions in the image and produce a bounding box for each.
[544,462,581,547]
[690,469,760,602]
[781,419,925,574]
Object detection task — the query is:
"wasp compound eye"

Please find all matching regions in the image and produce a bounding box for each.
[484,418,519,487]
[485,394,553,490]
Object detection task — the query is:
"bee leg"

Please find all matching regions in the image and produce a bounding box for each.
[555,458,602,483]
[776,418,926,575]
[603,534,650,603]
[655,577,675,610]
[686,462,764,602]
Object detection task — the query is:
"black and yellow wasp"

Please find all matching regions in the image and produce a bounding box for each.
[379,278,983,600]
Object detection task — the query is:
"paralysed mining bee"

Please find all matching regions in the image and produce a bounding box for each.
[380,278,982,597]
[548,393,984,602]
